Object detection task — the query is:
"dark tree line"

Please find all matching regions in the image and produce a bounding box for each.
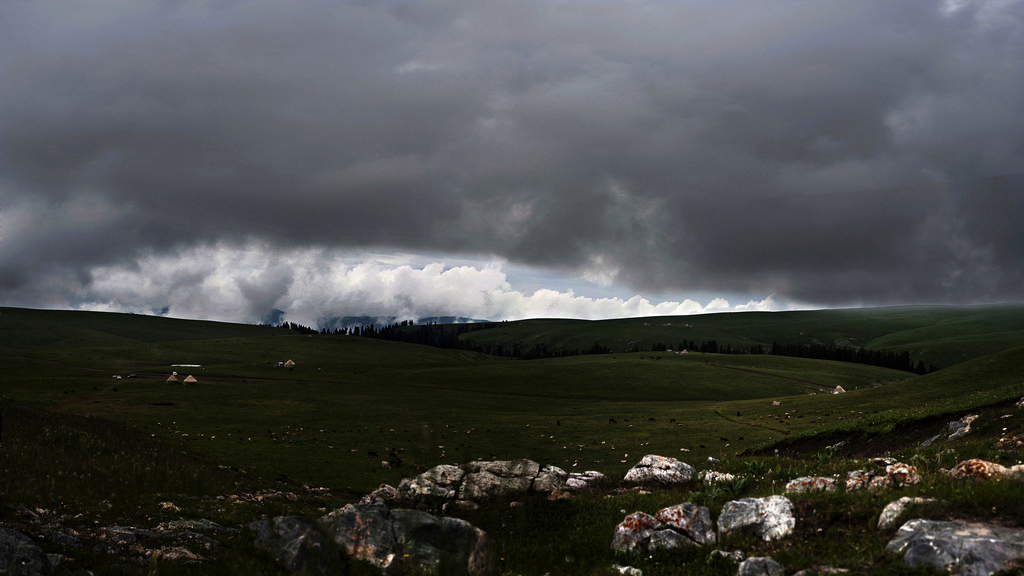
[766,341,936,374]
[278,321,933,373]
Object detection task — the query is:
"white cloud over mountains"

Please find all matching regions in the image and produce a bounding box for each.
[74,243,784,326]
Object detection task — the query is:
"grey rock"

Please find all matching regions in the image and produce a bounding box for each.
[647,529,687,552]
[322,502,398,574]
[886,519,1024,576]
[711,549,746,562]
[165,519,239,537]
[719,496,795,541]
[248,516,348,576]
[655,503,716,545]
[737,556,783,576]
[392,509,495,576]
[176,531,221,548]
[397,464,465,510]
[0,528,53,576]
[359,483,401,507]
[532,465,568,492]
[566,470,606,490]
[322,502,494,576]
[791,566,848,575]
[947,414,979,441]
[918,434,943,449]
[877,497,938,530]
[623,455,694,484]
[459,460,540,501]
[100,526,137,545]
[38,529,81,549]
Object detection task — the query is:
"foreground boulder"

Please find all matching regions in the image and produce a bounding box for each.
[623,455,694,484]
[611,503,715,554]
[397,464,465,510]
[459,460,541,501]
[322,502,495,576]
[393,509,495,576]
[886,519,1024,576]
[248,516,348,576]
[718,496,795,541]
[397,460,568,510]
[0,527,53,576]
[323,502,398,573]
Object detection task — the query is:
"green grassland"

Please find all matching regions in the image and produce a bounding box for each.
[2,305,1024,575]
[456,304,1024,368]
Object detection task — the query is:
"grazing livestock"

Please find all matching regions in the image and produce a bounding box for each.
[609,418,617,424]
[367,451,378,457]
[381,461,391,469]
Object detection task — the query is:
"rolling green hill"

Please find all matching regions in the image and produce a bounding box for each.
[3,306,1024,575]
[454,304,1024,368]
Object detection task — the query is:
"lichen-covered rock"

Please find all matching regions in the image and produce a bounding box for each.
[0,528,53,576]
[566,470,606,490]
[883,463,921,487]
[655,503,716,545]
[847,463,920,491]
[947,458,1024,481]
[611,512,663,554]
[392,509,495,576]
[322,502,398,574]
[886,519,1024,576]
[845,469,875,491]
[784,476,836,494]
[623,455,694,484]
[248,516,348,576]
[612,503,716,554]
[719,496,795,541]
[737,556,784,576]
[878,497,938,530]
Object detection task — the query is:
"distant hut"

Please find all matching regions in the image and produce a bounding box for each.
[832,385,846,395]
[166,375,180,384]
[183,375,198,385]
[283,359,296,369]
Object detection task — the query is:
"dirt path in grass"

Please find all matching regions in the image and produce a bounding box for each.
[713,410,791,435]
[710,363,835,391]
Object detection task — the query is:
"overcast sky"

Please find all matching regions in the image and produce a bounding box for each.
[2,0,1023,327]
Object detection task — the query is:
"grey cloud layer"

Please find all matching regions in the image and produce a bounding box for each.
[2,0,1023,310]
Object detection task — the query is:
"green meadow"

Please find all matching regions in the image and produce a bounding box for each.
[2,305,1024,574]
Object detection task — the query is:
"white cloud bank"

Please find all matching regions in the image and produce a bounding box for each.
[76,242,799,327]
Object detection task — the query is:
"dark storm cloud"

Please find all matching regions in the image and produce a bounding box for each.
[2,0,1023,310]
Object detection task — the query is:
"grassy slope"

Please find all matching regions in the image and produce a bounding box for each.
[1,308,913,493]
[3,307,1024,575]
[459,304,1024,368]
